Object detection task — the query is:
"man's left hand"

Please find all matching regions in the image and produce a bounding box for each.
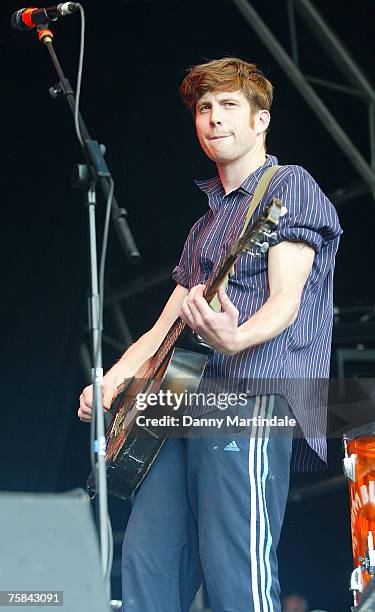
[179,284,242,355]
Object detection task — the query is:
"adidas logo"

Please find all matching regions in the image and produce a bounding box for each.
[224,441,240,452]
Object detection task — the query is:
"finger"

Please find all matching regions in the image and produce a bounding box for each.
[79,399,90,415]
[180,300,196,327]
[80,397,110,414]
[190,291,213,326]
[81,388,93,409]
[79,402,92,417]
[180,296,190,316]
[78,407,92,422]
[217,287,239,319]
[79,392,93,417]
[80,415,91,423]
[79,415,91,423]
[103,386,116,410]
[185,298,203,330]
[188,284,205,299]
[188,284,206,305]
[181,293,196,317]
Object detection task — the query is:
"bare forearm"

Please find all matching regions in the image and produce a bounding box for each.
[236,291,300,352]
[104,328,164,387]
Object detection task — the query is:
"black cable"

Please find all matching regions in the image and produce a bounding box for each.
[74,4,85,147]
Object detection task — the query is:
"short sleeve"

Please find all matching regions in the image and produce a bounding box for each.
[172,262,189,288]
[171,213,208,289]
[271,166,343,254]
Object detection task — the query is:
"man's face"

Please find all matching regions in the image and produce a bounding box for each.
[195,90,266,164]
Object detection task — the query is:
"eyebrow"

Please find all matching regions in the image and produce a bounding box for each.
[197,97,238,108]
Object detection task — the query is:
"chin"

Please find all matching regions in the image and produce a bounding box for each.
[204,144,234,163]
[212,154,237,164]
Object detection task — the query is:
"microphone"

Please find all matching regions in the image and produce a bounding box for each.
[11,3,79,31]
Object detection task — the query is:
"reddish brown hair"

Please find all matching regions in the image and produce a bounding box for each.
[180,57,273,116]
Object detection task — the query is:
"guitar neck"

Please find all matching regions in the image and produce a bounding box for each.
[203,252,238,304]
[146,265,229,376]
[147,317,186,377]
[151,251,239,372]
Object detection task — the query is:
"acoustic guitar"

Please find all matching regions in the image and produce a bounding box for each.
[87,197,286,500]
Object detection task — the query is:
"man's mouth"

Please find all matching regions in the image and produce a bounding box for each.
[207,135,231,141]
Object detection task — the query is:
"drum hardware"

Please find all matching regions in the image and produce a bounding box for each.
[350,535,375,596]
[343,435,357,481]
[358,532,375,576]
[367,531,375,575]
[343,423,375,607]
[350,567,363,603]
[343,454,357,482]
[353,576,375,611]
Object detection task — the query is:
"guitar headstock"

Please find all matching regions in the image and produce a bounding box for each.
[234,197,287,257]
[203,197,288,305]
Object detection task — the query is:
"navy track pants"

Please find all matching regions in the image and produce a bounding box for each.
[122,394,293,612]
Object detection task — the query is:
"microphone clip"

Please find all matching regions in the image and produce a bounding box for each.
[37,25,54,45]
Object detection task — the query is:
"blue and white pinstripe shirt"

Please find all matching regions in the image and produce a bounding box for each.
[172,155,343,468]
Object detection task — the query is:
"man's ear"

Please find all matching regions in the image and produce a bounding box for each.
[256,109,271,135]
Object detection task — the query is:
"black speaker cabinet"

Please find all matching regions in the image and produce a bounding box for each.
[0,488,111,611]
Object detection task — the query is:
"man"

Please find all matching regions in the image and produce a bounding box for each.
[79,58,342,611]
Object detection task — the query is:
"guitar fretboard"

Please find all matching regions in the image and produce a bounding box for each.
[146,318,186,379]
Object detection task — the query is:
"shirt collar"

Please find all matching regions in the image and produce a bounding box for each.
[194,155,279,208]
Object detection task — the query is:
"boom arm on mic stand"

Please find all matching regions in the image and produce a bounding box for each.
[43,31,140,263]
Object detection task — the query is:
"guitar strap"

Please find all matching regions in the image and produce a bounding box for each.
[209,164,282,312]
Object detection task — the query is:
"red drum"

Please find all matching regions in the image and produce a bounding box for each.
[343,423,375,608]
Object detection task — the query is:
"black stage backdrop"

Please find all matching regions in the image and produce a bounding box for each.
[1,0,374,608]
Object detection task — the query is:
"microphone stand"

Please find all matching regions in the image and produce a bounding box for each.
[34,25,140,602]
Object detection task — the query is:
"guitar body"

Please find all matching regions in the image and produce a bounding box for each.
[87,346,209,500]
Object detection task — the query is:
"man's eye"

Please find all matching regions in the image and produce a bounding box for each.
[224,102,235,107]
[199,105,210,112]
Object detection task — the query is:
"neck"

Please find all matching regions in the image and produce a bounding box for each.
[217,145,267,195]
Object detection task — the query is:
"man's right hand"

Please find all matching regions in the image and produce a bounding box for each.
[78,380,118,422]
[77,285,189,423]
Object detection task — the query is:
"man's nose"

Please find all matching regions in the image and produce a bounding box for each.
[209,106,223,126]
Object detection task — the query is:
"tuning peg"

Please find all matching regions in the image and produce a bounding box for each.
[255,241,269,254]
[261,229,277,239]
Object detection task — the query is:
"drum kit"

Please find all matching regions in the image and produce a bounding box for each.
[343,423,375,609]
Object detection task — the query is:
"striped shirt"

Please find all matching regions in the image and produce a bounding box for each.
[172,155,342,469]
